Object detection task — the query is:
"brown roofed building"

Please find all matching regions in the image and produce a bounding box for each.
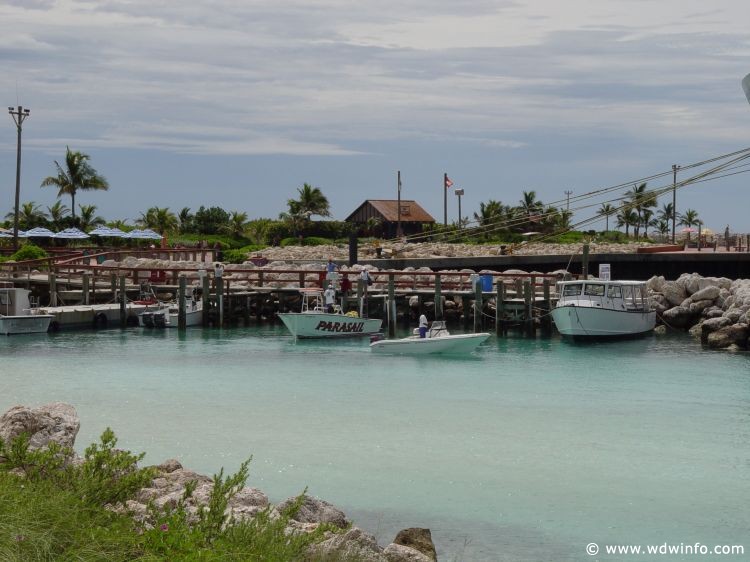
[345,200,436,238]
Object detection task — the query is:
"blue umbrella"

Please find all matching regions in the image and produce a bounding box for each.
[54,227,90,239]
[24,227,56,237]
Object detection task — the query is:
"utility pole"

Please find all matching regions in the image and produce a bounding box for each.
[671,164,679,244]
[455,188,464,228]
[564,190,573,212]
[443,173,448,226]
[8,105,30,251]
[396,170,402,238]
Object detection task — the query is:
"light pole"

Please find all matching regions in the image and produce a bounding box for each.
[396,170,402,238]
[564,189,573,212]
[8,105,30,251]
[671,164,679,245]
[454,188,464,228]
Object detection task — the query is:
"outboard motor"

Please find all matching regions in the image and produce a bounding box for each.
[369,333,385,343]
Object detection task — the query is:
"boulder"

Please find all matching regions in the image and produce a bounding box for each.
[309,527,386,562]
[646,275,665,293]
[722,309,742,323]
[701,317,733,334]
[688,299,714,315]
[156,458,183,473]
[0,402,80,450]
[688,323,702,338]
[703,307,724,319]
[384,543,434,562]
[707,324,749,349]
[661,306,693,329]
[393,528,437,561]
[690,286,720,302]
[661,282,687,307]
[653,325,667,335]
[276,495,350,529]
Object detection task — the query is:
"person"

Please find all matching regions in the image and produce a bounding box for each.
[325,258,339,281]
[418,314,429,338]
[360,268,371,292]
[340,274,352,296]
[324,284,336,313]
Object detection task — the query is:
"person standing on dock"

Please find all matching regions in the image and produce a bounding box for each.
[419,314,429,338]
[324,284,336,313]
[326,257,339,287]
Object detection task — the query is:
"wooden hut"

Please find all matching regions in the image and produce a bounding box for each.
[345,200,436,238]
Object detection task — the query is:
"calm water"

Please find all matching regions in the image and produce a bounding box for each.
[1,326,748,561]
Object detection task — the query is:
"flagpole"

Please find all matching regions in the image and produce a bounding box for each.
[443,172,448,226]
[397,170,402,238]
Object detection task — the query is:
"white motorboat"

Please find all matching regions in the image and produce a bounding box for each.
[0,286,54,335]
[369,322,490,355]
[551,280,656,338]
[140,291,203,328]
[278,288,381,338]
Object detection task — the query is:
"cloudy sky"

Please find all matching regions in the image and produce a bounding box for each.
[1,0,749,231]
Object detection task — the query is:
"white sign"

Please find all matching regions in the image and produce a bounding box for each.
[599,264,611,281]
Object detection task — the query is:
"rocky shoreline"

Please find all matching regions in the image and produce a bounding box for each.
[0,403,438,562]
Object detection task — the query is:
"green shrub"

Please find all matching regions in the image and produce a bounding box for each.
[10,243,48,262]
[223,244,269,264]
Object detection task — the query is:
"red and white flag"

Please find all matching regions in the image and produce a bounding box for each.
[445,176,453,188]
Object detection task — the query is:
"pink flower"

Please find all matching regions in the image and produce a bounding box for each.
[160,523,169,532]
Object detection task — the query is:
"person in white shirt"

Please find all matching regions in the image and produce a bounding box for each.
[324,285,336,313]
[418,314,429,338]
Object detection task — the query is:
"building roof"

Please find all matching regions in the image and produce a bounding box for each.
[345,200,436,223]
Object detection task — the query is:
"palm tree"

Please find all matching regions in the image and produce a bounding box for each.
[245,218,274,245]
[78,204,106,231]
[656,219,670,237]
[40,147,109,220]
[46,201,69,230]
[473,199,507,227]
[288,183,330,218]
[221,211,249,239]
[178,207,193,234]
[5,202,48,230]
[517,190,542,217]
[626,183,656,239]
[678,209,700,241]
[107,219,130,231]
[641,208,654,239]
[597,203,616,232]
[616,209,638,237]
[138,207,178,234]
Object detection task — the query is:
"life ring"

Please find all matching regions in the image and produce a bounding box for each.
[93,312,108,329]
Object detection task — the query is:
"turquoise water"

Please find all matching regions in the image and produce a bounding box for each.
[1,327,748,561]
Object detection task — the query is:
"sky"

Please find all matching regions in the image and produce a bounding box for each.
[1,0,749,231]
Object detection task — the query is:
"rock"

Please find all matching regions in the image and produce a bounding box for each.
[384,543,434,562]
[690,286,720,302]
[676,273,701,295]
[688,299,714,315]
[228,486,270,520]
[646,275,665,293]
[661,306,693,329]
[276,495,350,529]
[700,317,733,334]
[393,528,437,561]
[661,282,687,307]
[156,459,183,473]
[704,307,724,319]
[309,527,387,562]
[653,325,667,335]
[688,323,702,338]
[707,324,749,349]
[0,402,80,450]
[723,309,742,323]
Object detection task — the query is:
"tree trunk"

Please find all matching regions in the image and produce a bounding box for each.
[71,191,76,219]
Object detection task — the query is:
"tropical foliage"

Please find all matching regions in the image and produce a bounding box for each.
[40,146,109,219]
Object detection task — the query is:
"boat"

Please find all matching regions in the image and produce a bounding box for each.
[551,279,656,338]
[139,290,203,328]
[278,288,382,338]
[0,285,54,335]
[369,321,490,354]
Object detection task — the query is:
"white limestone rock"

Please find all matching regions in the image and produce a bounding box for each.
[0,402,80,450]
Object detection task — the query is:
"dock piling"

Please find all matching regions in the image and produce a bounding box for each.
[201,273,210,327]
[496,281,505,336]
[217,276,225,326]
[82,273,90,305]
[49,273,57,307]
[542,279,552,333]
[119,276,127,328]
[387,273,395,338]
[582,243,590,280]
[474,277,483,333]
[178,275,187,331]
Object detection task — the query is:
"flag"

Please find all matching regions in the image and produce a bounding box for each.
[445,176,453,188]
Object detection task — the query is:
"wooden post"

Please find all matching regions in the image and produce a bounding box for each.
[357,279,365,317]
[49,272,57,307]
[202,273,210,327]
[473,276,483,333]
[82,273,90,305]
[387,273,396,338]
[542,279,552,333]
[258,271,264,287]
[496,280,505,336]
[582,243,590,280]
[523,280,534,336]
[178,275,187,331]
[256,293,263,323]
[243,296,250,325]
[434,273,443,320]
[217,276,225,326]
[299,271,305,288]
[462,295,470,330]
[515,278,522,298]
[119,275,127,328]
[110,273,117,302]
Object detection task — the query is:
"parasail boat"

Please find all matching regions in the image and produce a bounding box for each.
[278,288,381,338]
[551,280,656,338]
[369,322,490,355]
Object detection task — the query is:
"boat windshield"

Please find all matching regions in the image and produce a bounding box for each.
[583,283,605,296]
[562,283,582,297]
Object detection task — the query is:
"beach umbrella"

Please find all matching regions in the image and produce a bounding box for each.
[24,227,56,237]
[88,226,113,236]
[54,227,90,239]
[0,230,12,238]
[107,227,126,237]
[141,229,163,240]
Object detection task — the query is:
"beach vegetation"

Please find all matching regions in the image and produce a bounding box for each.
[221,211,250,239]
[40,146,109,221]
[178,207,194,234]
[78,204,107,231]
[4,201,48,231]
[46,201,70,230]
[193,206,231,235]
[138,207,179,235]
[2,243,49,262]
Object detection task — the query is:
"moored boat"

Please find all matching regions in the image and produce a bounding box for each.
[278,288,381,338]
[551,279,656,338]
[369,322,490,355]
[0,285,54,336]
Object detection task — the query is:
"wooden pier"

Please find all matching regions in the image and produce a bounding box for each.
[0,248,564,335]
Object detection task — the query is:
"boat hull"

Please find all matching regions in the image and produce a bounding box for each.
[278,313,382,338]
[370,333,490,354]
[0,314,53,336]
[551,305,656,337]
[140,308,203,328]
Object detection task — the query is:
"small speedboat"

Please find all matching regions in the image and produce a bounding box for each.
[278,288,381,338]
[0,286,53,335]
[551,279,656,338]
[369,321,490,355]
[140,291,203,328]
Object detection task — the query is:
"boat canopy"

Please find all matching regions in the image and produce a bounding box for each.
[556,280,650,311]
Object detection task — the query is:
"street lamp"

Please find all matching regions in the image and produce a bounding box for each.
[454,188,464,228]
[8,105,31,251]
